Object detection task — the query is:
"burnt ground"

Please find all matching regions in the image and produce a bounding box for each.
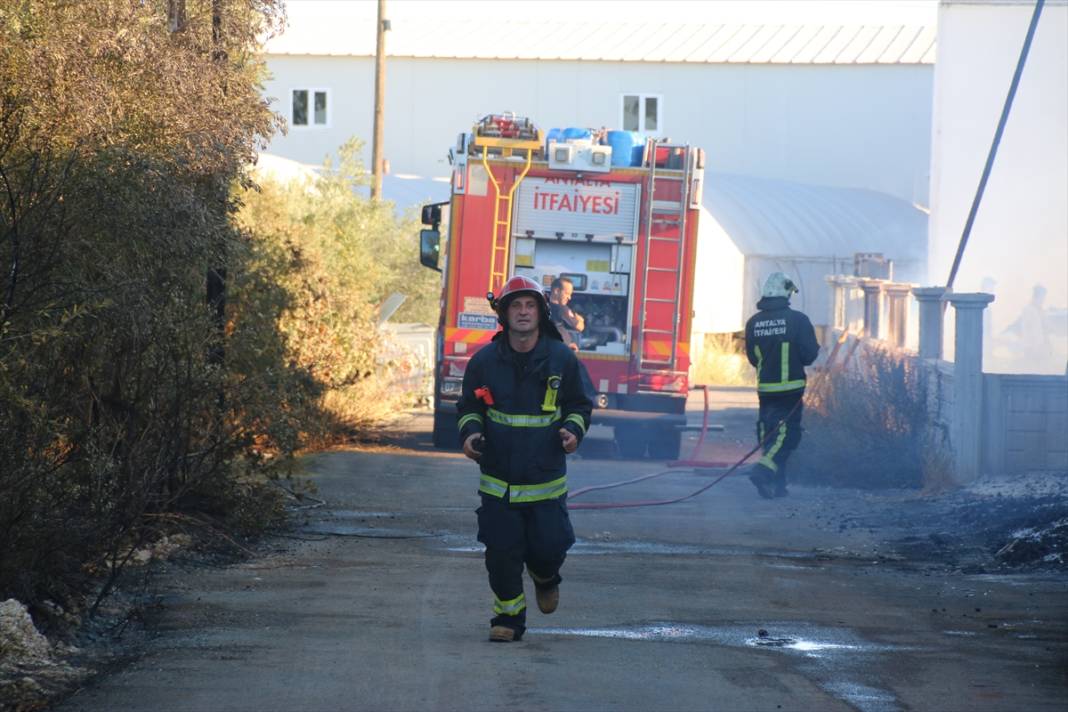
[686,387,1068,575]
[812,478,1068,574]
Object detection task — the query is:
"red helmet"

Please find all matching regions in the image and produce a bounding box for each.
[494,275,547,308]
[490,275,557,335]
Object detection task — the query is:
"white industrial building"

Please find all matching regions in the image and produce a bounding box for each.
[926,0,1067,374]
[260,1,935,335]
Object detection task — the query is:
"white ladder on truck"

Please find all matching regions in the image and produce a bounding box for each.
[636,138,690,376]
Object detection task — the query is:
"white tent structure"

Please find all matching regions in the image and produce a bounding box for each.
[250,153,451,210]
[693,173,928,341]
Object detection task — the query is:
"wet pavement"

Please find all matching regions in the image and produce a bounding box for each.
[57,394,1068,711]
[532,622,910,712]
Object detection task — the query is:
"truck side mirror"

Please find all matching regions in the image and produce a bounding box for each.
[421,204,442,227]
[419,229,441,272]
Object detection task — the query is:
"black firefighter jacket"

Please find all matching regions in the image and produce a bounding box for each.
[744,296,820,397]
[457,331,593,505]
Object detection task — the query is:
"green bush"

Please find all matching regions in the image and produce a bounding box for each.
[234,140,441,443]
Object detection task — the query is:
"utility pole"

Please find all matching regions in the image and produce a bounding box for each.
[371,0,388,201]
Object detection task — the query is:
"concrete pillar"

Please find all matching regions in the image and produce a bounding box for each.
[826,276,847,330]
[884,284,913,348]
[912,286,947,360]
[840,277,861,333]
[826,276,839,330]
[858,279,884,339]
[946,292,995,483]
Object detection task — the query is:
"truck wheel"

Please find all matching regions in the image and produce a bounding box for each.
[647,427,682,461]
[432,410,459,449]
[614,424,649,459]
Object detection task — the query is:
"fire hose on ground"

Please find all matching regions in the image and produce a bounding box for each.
[567,330,852,511]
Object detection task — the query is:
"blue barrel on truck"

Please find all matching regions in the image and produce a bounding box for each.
[607,130,643,166]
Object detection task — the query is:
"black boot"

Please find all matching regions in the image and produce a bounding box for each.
[747,465,774,499]
[773,464,788,497]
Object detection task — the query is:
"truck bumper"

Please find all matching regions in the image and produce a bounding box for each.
[592,409,687,427]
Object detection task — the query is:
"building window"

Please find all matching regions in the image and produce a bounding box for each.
[292,88,329,127]
[621,94,661,134]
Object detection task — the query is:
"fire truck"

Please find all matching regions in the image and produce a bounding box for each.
[419,114,704,459]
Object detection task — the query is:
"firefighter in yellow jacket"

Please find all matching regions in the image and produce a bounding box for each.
[456,275,593,642]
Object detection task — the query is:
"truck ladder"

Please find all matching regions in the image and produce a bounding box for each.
[481,147,534,295]
[637,139,690,375]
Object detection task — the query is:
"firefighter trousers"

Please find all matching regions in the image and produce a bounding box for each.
[756,391,805,486]
[476,494,575,638]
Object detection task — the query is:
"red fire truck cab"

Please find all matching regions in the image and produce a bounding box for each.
[419,114,704,459]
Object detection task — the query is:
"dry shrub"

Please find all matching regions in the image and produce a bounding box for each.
[792,341,930,489]
[692,333,755,386]
[0,0,297,618]
[920,446,957,495]
[0,1,436,626]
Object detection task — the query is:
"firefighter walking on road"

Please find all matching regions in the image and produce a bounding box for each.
[744,273,820,499]
[457,275,593,642]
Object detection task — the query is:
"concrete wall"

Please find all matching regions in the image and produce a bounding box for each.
[379,323,435,403]
[927,0,1068,374]
[829,276,1068,481]
[983,374,1068,473]
[262,56,933,204]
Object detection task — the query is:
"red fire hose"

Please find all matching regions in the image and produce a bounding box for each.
[567,333,851,511]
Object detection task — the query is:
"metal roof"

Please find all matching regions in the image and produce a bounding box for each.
[252,154,451,210]
[264,21,936,64]
[253,154,926,262]
[705,173,927,261]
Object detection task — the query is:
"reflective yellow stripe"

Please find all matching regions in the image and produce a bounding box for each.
[756,342,805,393]
[758,422,788,472]
[564,413,587,435]
[494,593,526,616]
[480,475,568,502]
[479,474,509,498]
[486,408,561,428]
[458,413,483,430]
[758,380,807,393]
[510,476,568,503]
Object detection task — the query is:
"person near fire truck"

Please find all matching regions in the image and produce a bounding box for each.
[549,276,585,351]
[457,275,593,642]
[744,272,820,499]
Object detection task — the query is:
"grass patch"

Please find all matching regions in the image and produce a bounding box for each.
[692,333,755,387]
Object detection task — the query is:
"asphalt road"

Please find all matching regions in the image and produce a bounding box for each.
[58,391,1067,711]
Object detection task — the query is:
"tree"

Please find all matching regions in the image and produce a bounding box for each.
[0,0,293,614]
